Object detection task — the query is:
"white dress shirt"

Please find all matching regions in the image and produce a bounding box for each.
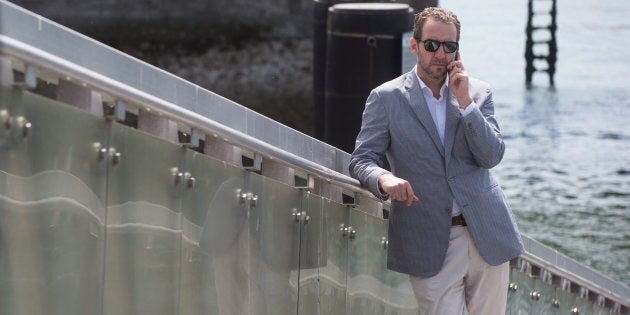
[413,67,475,216]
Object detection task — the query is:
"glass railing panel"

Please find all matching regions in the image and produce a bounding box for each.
[591,302,611,315]
[103,123,184,315]
[346,208,418,315]
[557,290,600,315]
[247,172,302,315]
[182,150,248,315]
[298,191,324,315]
[531,278,558,315]
[347,208,382,315]
[320,199,349,314]
[378,224,419,315]
[554,288,578,314]
[507,268,535,314]
[571,296,594,315]
[380,272,420,314]
[0,88,108,315]
[0,89,9,139]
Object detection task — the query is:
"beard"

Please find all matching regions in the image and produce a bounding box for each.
[420,61,448,81]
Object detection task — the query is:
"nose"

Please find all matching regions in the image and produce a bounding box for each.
[434,46,448,60]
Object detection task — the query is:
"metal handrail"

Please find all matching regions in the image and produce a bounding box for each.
[519,247,629,308]
[0,35,367,197]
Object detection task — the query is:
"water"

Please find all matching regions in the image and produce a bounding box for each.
[440,0,630,285]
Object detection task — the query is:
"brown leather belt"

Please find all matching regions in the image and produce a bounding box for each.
[451,214,467,226]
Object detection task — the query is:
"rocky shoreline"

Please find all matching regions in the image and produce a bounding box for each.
[9,0,315,135]
[123,39,314,135]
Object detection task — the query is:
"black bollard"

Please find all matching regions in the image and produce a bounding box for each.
[314,0,371,141]
[324,3,413,153]
[407,0,439,12]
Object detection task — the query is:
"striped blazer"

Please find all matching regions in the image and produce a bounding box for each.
[349,69,524,277]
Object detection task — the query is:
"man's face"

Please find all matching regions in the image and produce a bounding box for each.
[410,18,458,82]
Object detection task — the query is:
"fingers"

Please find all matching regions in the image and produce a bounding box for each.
[449,68,464,87]
[405,183,419,206]
[452,51,462,67]
[448,65,470,106]
[381,176,419,205]
[449,59,465,73]
[448,52,465,76]
[449,63,468,84]
[449,67,462,78]
[378,174,420,205]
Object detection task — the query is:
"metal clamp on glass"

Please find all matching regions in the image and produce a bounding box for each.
[292,209,309,224]
[1,109,11,131]
[340,224,349,237]
[237,192,257,208]
[185,174,196,189]
[529,291,541,301]
[111,151,122,166]
[508,283,518,292]
[381,236,388,249]
[174,172,184,186]
[238,192,248,205]
[97,147,108,162]
[349,228,357,240]
[250,195,258,208]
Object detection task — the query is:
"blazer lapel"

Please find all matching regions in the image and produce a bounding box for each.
[403,71,445,157]
[444,90,462,167]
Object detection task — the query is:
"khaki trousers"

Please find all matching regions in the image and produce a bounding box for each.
[410,226,509,315]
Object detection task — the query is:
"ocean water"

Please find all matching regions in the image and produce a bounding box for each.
[440,0,630,285]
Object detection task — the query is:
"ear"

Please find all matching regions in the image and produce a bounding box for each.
[410,37,419,56]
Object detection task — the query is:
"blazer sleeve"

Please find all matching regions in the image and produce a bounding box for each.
[460,87,505,169]
[349,89,391,199]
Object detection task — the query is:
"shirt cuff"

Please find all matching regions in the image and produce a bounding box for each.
[372,170,392,201]
[459,100,476,117]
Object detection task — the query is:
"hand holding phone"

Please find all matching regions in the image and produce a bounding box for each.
[448,51,472,109]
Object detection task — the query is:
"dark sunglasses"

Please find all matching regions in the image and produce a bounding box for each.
[418,39,459,53]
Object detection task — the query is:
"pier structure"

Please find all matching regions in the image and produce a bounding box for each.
[525,0,558,86]
[0,1,628,314]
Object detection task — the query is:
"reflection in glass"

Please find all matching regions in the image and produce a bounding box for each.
[320,199,349,314]
[195,151,248,314]
[0,88,107,315]
[347,208,418,315]
[103,123,184,315]
[298,192,324,315]
[507,269,535,314]
[532,277,557,315]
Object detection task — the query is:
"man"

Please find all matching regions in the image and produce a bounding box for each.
[349,7,524,315]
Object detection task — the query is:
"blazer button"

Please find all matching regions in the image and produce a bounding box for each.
[445,208,451,213]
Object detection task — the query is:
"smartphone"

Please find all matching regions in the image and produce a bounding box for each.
[452,51,459,63]
[448,51,458,79]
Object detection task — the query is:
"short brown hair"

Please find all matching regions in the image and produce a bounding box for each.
[413,7,461,41]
